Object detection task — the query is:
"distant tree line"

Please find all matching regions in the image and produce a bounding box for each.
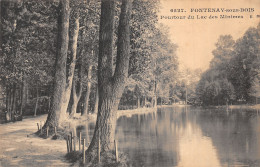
[196,23,260,106]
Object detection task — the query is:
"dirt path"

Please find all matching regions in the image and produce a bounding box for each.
[0,115,72,167]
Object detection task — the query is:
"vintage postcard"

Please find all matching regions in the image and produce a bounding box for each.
[0,0,259,166]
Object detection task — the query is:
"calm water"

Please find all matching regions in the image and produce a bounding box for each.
[77,106,260,167]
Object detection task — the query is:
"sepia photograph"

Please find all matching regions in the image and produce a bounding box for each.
[0,0,260,166]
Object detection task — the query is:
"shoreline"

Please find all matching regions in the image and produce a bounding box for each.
[116,107,157,118]
[229,104,260,110]
[0,104,259,166]
[195,104,260,110]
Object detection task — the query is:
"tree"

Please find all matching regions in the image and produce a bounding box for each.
[127,21,178,108]
[75,0,100,116]
[210,35,235,70]
[81,63,93,116]
[1,0,21,121]
[124,0,160,108]
[148,25,178,106]
[59,0,93,119]
[43,0,70,129]
[195,24,260,105]
[196,68,235,105]
[174,68,203,104]
[86,0,132,160]
[228,26,260,102]
[1,0,58,121]
[68,11,82,117]
[128,0,159,77]
[59,9,79,119]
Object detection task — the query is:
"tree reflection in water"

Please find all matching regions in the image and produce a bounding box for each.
[77,106,260,167]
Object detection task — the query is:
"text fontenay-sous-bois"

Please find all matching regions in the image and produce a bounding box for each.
[169,8,255,13]
[160,8,257,20]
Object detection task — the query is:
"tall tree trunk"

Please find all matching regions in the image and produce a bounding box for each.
[24,80,28,105]
[11,84,17,121]
[86,0,132,160]
[6,83,17,122]
[137,97,140,108]
[0,1,2,55]
[153,80,157,107]
[6,87,12,122]
[94,87,99,114]
[34,86,39,117]
[82,65,92,116]
[43,0,70,129]
[48,96,51,112]
[143,96,147,107]
[70,79,82,117]
[154,96,157,107]
[20,77,26,116]
[131,91,134,109]
[69,87,79,117]
[5,86,11,122]
[69,29,83,117]
[60,14,79,120]
[185,86,188,105]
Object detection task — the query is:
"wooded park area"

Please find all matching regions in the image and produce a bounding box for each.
[1,0,178,165]
[1,0,260,166]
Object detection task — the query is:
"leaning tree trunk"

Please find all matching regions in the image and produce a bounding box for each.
[82,65,92,116]
[86,0,132,161]
[34,85,39,117]
[69,26,83,118]
[43,0,70,130]
[70,79,82,117]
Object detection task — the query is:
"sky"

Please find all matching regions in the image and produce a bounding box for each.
[158,0,260,71]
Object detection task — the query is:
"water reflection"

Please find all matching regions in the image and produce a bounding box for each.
[196,108,260,166]
[76,122,95,146]
[77,106,260,167]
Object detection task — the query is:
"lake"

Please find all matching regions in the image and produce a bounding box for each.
[77,106,260,167]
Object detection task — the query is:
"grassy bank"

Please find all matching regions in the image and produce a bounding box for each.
[229,104,260,110]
